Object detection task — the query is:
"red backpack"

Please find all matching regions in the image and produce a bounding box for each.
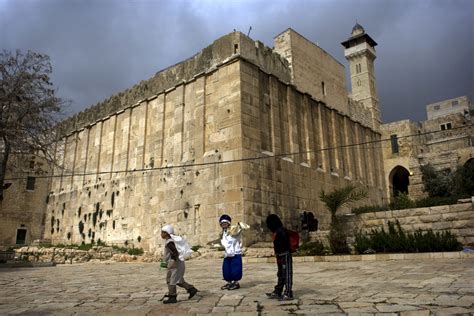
[287,229,300,253]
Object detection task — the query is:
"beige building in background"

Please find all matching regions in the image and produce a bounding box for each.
[381,95,474,200]
[0,155,50,248]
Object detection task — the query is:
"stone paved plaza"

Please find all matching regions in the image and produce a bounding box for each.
[1,257,473,315]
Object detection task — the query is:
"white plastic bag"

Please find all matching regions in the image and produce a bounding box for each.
[170,234,193,261]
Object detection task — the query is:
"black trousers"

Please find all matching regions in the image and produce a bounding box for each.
[274,252,293,297]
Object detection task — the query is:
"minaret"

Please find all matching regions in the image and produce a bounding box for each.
[341,23,381,130]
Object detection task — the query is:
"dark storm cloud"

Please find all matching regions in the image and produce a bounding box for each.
[1,0,472,122]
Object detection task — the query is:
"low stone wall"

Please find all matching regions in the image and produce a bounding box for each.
[13,246,160,264]
[11,246,274,264]
[342,202,474,246]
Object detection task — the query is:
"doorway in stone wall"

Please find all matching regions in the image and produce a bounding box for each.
[389,166,410,198]
[16,229,27,245]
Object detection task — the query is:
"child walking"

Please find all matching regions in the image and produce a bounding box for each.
[219,214,248,290]
[265,214,293,300]
[161,224,198,304]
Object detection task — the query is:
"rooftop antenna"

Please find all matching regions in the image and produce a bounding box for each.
[247,26,252,37]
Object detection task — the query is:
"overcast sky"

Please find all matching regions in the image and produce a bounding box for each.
[1,0,472,123]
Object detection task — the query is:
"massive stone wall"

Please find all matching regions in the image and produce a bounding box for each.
[46,59,244,252]
[44,29,388,251]
[45,56,387,251]
[239,61,386,245]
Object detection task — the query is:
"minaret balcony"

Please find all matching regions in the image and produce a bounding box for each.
[344,42,376,58]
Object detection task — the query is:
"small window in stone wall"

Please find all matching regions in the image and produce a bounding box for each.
[440,123,452,130]
[26,176,35,191]
[433,105,440,110]
[390,134,399,154]
[321,81,326,96]
[452,100,459,107]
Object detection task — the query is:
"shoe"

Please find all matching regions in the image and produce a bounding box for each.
[221,282,231,290]
[163,295,177,304]
[266,292,282,299]
[279,294,294,301]
[227,282,240,290]
[188,287,198,299]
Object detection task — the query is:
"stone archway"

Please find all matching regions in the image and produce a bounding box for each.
[389,166,410,198]
[463,158,474,168]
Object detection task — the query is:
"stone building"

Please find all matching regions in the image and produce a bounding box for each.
[0,155,51,248]
[381,95,474,200]
[30,25,387,252]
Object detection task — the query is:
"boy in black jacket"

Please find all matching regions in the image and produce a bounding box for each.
[265,214,293,300]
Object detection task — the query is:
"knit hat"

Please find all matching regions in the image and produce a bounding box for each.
[219,214,231,224]
[161,224,174,235]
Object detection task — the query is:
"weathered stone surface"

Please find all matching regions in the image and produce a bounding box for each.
[39,29,386,253]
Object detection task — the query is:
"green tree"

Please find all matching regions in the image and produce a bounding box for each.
[320,185,367,254]
[421,162,474,198]
[452,160,474,197]
[420,164,452,197]
[320,185,367,224]
[0,50,66,200]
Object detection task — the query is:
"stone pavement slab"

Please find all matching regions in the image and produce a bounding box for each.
[0,258,473,315]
